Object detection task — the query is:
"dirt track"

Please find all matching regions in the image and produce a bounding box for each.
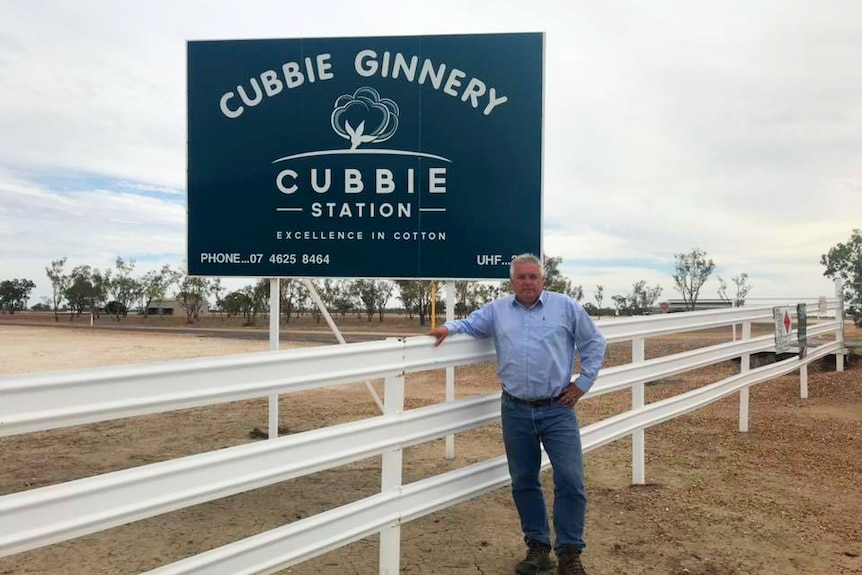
[0,320,860,575]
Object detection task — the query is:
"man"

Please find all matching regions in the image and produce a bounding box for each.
[427,254,606,575]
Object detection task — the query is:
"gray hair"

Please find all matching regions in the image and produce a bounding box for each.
[509,253,544,278]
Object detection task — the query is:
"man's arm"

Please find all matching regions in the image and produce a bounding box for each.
[571,303,607,395]
[426,302,495,346]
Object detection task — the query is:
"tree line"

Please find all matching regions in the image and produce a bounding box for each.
[4,232,859,327]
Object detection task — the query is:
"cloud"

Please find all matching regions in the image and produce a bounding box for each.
[0,166,186,298]
[0,0,859,305]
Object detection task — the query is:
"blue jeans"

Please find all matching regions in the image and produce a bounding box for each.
[501,393,586,554]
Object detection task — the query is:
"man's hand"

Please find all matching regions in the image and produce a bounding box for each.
[427,326,449,347]
[558,383,585,407]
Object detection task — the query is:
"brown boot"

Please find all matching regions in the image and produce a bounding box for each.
[556,545,587,575]
[515,541,555,574]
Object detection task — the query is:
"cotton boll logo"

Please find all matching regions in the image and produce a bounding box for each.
[330,87,399,150]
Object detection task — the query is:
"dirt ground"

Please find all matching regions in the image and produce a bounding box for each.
[0,317,860,575]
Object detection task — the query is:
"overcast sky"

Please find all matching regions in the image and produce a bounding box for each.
[1,0,859,306]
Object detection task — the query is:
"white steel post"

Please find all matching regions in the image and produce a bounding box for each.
[631,337,645,485]
[739,320,751,432]
[800,364,808,399]
[379,370,404,575]
[445,282,456,460]
[268,279,280,439]
[835,279,845,372]
[799,300,808,399]
[731,299,737,341]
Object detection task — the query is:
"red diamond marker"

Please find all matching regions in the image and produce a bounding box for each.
[783,312,791,333]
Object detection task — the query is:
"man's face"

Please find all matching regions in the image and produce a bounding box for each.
[511,261,544,305]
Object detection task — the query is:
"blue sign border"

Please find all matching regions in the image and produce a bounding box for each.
[187,32,543,279]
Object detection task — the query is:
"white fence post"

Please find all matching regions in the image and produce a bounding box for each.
[379,368,405,575]
[269,278,280,439]
[445,282,456,460]
[835,279,845,372]
[799,305,809,399]
[739,320,752,432]
[731,299,737,341]
[631,337,645,485]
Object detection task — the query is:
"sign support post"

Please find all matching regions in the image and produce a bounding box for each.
[268,278,280,438]
[444,281,455,460]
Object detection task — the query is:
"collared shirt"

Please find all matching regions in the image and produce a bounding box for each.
[443,290,607,399]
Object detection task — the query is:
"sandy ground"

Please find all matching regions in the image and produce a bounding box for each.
[0,321,860,575]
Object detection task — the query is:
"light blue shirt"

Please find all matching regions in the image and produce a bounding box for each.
[444,291,607,399]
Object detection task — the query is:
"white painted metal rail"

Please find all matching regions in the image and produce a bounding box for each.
[0,335,494,437]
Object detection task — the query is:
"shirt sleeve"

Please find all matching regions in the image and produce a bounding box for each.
[443,301,495,338]
[571,303,607,393]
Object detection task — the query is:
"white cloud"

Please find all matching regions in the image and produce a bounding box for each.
[0,168,186,298]
[0,0,859,304]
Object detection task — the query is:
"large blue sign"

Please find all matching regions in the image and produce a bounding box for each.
[187,32,543,279]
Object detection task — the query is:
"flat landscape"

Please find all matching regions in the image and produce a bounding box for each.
[0,313,860,575]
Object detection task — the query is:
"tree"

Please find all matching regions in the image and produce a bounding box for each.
[453,281,491,318]
[280,279,308,323]
[396,280,436,326]
[90,268,111,316]
[397,280,419,319]
[476,283,501,306]
[307,279,344,323]
[45,257,69,321]
[0,278,35,313]
[375,280,394,321]
[64,266,97,318]
[611,281,663,316]
[454,281,471,318]
[139,265,181,318]
[594,285,605,317]
[821,229,862,327]
[672,248,715,311]
[354,279,388,322]
[330,280,356,319]
[717,273,753,306]
[175,273,212,323]
[230,280,269,325]
[222,290,252,320]
[108,257,141,320]
[542,256,570,293]
[210,278,225,316]
[63,266,110,319]
[355,280,377,322]
[105,301,128,316]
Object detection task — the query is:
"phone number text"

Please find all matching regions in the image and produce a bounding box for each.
[199,253,330,265]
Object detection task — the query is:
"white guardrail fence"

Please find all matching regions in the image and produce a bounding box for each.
[0,286,847,575]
